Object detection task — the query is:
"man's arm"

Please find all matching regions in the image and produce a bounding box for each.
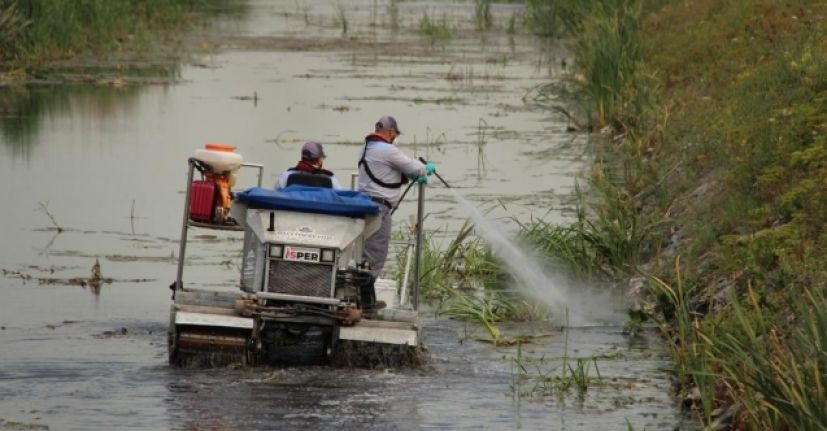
[387,146,426,177]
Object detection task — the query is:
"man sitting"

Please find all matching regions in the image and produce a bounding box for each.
[276,141,342,189]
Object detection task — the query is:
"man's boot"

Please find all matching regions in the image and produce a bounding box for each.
[361,277,378,319]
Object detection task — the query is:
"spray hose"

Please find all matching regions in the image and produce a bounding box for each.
[418,157,452,189]
[390,157,452,215]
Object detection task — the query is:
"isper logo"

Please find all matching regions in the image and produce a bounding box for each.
[284,247,320,262]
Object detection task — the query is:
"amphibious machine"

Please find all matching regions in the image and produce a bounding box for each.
[168,145,423,367]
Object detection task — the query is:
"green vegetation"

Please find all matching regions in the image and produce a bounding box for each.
[474,0,493,31]
[526,0,649,129]
[396,221,548,345]
[510,313,603,398]
[418,10,451,43]
[524,0,827,428]
[335,2,348,35]
[0,0,211,65]
[521,179,654,280]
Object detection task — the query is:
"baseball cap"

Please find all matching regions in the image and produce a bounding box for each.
[376,115,401,134]
[301,141,326,159]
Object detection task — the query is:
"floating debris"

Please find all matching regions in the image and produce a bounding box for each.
[0,418,49,430]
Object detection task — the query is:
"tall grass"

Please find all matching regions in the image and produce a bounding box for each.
[1,0,201,62]
[521,177,657,280]
[0,3,28,56]
[395,220,549,343]
[711,288,827,429]
[571,1,643,128]
[527,0,648,129]
[642,260,827,429]
[642,258,715,423]
[529,0,827,428]
[524,0,561,37]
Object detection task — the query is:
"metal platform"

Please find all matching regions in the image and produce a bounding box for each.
[338,319,419,346]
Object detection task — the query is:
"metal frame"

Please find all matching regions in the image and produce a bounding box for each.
[174,158,264,292]
[255,291,341,306]
[413,182,424,310]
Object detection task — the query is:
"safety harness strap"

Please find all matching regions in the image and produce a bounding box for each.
[358,144,408,189]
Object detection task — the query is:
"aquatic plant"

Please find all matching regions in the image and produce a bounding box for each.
[36,201,63,233]
[335,2,348,35]
[524,0,561,37]
[475,118,489,180]
[387,0,400,31]
[474,0,492,31]
[510,312,603,398]
[440,288,514,343]
[397,220,503,301]
[526,0,649,129]
[394,218,552,343]
[624,420,646,431]
[506,12,517,35]
[521,177,657,280]
[418,11,451,43]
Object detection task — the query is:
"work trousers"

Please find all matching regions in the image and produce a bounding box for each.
[363,203,392,278]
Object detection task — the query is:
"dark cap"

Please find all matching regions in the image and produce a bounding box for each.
[375,115,401,134]
[301,141,326,160]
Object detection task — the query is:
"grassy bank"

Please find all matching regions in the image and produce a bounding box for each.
[0,0,211,67]
[524,0,827,428]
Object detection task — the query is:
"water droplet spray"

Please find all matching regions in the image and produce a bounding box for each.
[449,189,623,326]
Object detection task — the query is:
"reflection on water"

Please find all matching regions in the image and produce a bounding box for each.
[0,85,148,157]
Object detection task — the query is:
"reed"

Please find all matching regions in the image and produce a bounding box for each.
[387,0,399,31]
[527,0,648,129]
[521,177,656,280]
[641,258,715,422]
[509,312,603,398]
[394,218,554,343]
[532,0,827,427]
[335,2,348,35]
[710,287,827,429]
[0,3,28,57]
[418,11,451,43]
[474,0,492,31]
[440,288,514,343]
[570,0,644,128]
[1,0,200,62]
[524,0,561,37]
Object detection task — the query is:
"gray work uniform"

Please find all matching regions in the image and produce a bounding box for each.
[358,139,426,277]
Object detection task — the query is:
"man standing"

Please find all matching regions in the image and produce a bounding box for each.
[358,116,436,279]
[276,141,342,189]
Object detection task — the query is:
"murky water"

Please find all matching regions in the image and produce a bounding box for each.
[0,1,696,430]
